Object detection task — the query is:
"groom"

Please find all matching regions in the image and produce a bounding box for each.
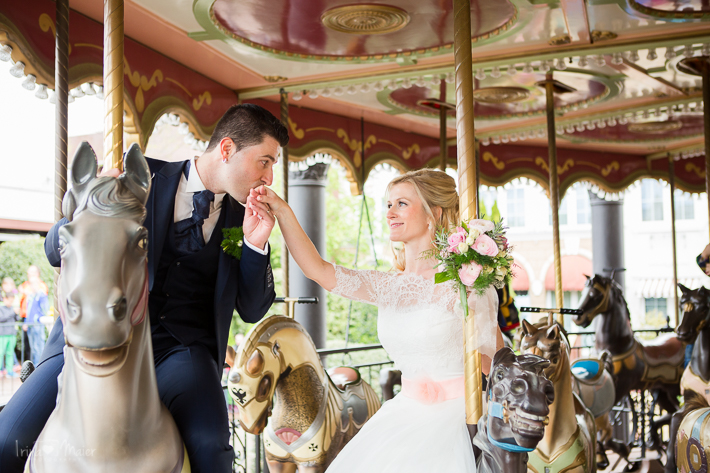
[0,103,288,473]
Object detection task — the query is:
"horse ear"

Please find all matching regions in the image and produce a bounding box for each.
[493,346,516,368]
[546,324,561,340]
[121,143,151,205]
[521,319,536,336]
[70,141,98,197]
[584,274,591,280]
[679,283,690,295]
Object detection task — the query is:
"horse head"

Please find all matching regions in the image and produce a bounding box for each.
[676,284,710,343]
[574,274,614,328]
[487,347,554,450]
[57,142,151,377]
[518,320,569,382]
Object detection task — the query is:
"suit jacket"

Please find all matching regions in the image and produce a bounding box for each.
[44,158,275,368]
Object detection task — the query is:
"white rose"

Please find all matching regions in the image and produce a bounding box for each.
[495,266,507,278]
[466,235,475,246]
[469,228,481,240]
[457,242,469,254]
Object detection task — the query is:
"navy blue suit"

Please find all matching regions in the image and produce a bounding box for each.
[0,158,275,473]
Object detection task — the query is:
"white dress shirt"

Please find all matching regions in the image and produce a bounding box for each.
[173,157,268,254]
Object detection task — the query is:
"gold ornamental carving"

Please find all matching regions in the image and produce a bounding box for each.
[288,118,305,139]
[321,5,411,35]
[192,91,212,111]
[686,163,705,178]
[535,157,574,174]
[482,152,505,170]
[337,129,377,167]
[591,30,618,42]
[627,120,683,134]
[472,87,530,104]
[601,161,620,177]
[264,75,288,83]
[124,58,164,113]
[548,35,571,46]
[402,144,420,160]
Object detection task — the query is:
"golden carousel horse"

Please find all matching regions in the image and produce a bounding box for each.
[519,320,596,473]
[228,315,380,473]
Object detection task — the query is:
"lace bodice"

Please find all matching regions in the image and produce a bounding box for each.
[331,265,497,380]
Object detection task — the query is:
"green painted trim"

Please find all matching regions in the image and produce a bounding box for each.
[192,0,534,65]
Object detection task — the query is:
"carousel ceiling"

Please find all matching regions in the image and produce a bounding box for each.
[1,0,710,194]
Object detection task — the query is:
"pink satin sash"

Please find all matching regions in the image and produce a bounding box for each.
[401,376,465,404]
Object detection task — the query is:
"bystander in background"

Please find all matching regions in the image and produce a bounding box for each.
[18,266,48,366]
[0,292,18,377]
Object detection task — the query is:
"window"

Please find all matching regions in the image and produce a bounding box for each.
[641,179,664,221]
[645,298,668,327]
[549,195,568,226]
[576,186,591,224]
[507,188,525,227]
[674,190,694,220]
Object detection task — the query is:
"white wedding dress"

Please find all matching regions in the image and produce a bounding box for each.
[325,265,498,473]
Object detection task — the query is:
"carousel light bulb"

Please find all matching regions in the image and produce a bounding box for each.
[21,74,36,90]
[565,125,575,133]
[510,133,519,142]
[629,50,640,63]
[684,44,695,58]
[595,55,606,67]
[475,69,486,80]
[491,66,501,78]
[647,49,657,61]
[373,81,385,92]
[555,58,566,70]
[575,123,585,132]
[586,121,596,130]
[537,129,546,138]
[307,89,319,99]
[9,61,25,78]
[333,86,345,96]
[71,87,84,98]
[34,84,48,99]
[445,72,455,84]
[347,84,358,94]
[67,94,75,103]
[96,86,104,99]
[401,78,412,89]
[81,83,96,96]
[49,90,56,104]
[703,43,710,56]
[386,80,398,91]
[539,61,550,73]
[481,137,490,146]
[0,44,12,62]
[556,126,564,135]
[618,116,628,125]
[492,136,501,144]
[577,56,588,68]
[598,119,606,128]
[506,64,517,76]
[665,47,676,60]
[320,87,332,97]
[523,63,534,74]
[360,82,371,93]
[611,52,623,65]
[414,76,426,88]
[292,90,303,101]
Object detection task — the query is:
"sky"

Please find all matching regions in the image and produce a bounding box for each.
[0,59,104,223]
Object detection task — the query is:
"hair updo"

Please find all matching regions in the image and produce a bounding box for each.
[386,169,459,272]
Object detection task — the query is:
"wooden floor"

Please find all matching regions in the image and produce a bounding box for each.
[604,449,666,473]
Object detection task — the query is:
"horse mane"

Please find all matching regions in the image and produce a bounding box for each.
[602,275,631,320]
[74,177,147,223]
[237,315,317,367]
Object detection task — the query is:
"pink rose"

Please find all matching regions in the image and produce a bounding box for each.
[473,234,499,256]
[459,262,483,286]
[447,229,468,254]
[468,219,495,233]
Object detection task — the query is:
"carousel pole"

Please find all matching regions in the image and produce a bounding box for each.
[54,0,69,223]
[453,0,482,427]
[537,73,575,322]
[103,0,124,171]
[280,89,290,297]
[668,155,680,327]
[439,78,447,171]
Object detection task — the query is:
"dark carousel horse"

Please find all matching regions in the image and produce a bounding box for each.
[574,274,684,453]
[472,347,555,473]
[665,284,710,473]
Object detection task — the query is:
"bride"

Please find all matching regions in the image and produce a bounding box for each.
[247,169,503,472]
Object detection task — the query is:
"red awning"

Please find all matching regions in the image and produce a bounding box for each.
[511,261,529,291]
[544,255,593,291]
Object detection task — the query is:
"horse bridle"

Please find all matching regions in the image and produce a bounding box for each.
[681,299,710,335]
[585,281,611,319]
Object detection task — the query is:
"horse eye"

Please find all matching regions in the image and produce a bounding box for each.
[137,236,148,250]
[58,238,67,252]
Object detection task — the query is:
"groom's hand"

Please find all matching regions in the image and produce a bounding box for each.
[244,189,275,250]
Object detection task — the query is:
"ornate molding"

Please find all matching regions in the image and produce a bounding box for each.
[321,5,410,35]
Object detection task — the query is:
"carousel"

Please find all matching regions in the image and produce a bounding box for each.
[2,0,710,472]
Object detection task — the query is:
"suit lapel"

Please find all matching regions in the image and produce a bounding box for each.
[215,197,244,307]
[149,161,186,289]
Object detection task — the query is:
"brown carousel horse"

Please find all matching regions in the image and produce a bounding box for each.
[665,284,710,473]
[26,143,188,473]
[227,315,380,473]
[574,275,684,452]
[519,320,596,473]
[472,347,555,473]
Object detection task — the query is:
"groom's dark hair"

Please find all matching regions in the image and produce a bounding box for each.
[206,103,289,152]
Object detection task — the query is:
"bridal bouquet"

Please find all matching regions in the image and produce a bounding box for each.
[426,219,513,318]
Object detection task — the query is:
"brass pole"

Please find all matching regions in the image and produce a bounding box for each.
[545,73,564,318]
[280,89,290,297]
[453,0,482,427]
[103,0,124,170]
[439,78,447,171]
[669,155,680,327]
[54,0,69,223]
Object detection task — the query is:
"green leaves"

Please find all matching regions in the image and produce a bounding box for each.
[221,226,245,260]
[435,271,453,284]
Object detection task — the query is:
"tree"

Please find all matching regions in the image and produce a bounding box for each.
[0,238,55,303]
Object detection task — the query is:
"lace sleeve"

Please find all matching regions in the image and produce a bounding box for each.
[329,264,384,306]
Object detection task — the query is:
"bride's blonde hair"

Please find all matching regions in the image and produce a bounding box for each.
[387,169,459,272]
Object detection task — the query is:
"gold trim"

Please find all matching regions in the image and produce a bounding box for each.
[321,5,410,35]
[402,143,420,160]
[482,151,505,170]
[289,118,305,140]
[601,161,620,176]
[591,30,618,42]
[472,87,530,104]
[628,120,683,134]
[264,75,288,83]
[686,162,705,178]
[549,34,571,46]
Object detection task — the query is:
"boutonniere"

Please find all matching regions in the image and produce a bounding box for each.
[221,226,244,259]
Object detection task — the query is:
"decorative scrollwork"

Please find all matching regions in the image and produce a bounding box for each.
[482,152,505,170]
[124,58,164,113]
[686,163,705,178]
[192,91,212,111]
[402,143,420,160]
[601,162,620,177]
[288,118,305,139]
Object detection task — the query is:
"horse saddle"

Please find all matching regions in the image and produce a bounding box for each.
[642,333,685,367]
[571,357,616,418]
[327,367,361,392]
